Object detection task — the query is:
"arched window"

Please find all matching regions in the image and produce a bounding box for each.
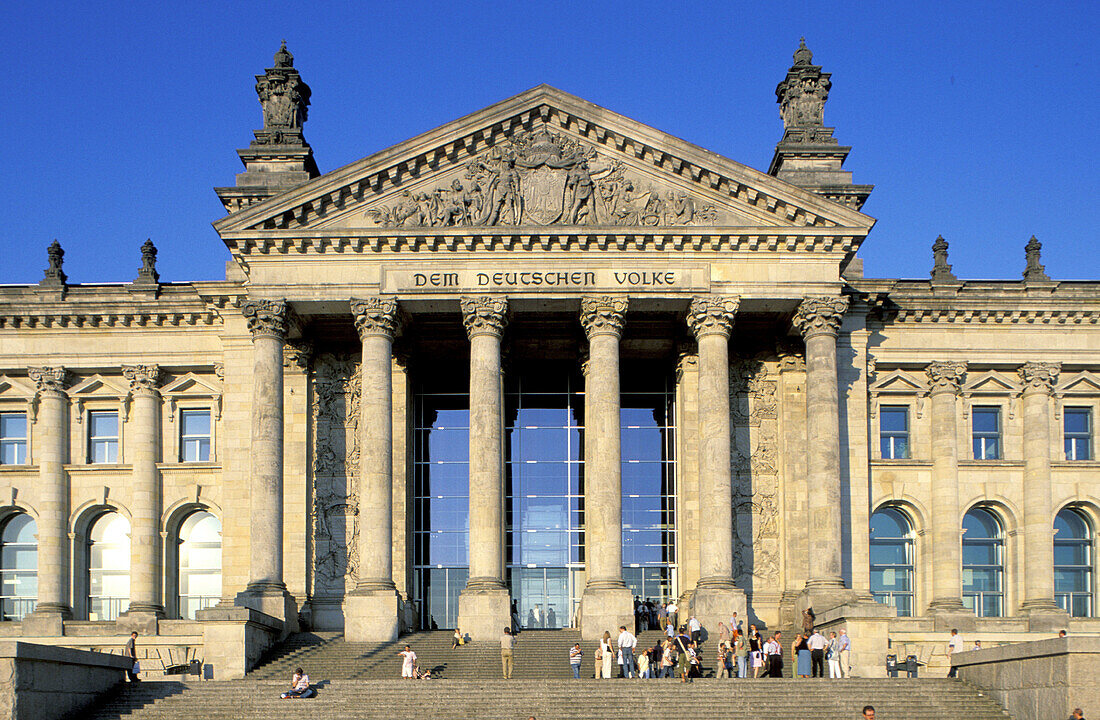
[178,511,222,619]
[87,513,130,621]
[869,508,915,616]
[1055,508,1093,617]
[0,514,37,620]
[962,508,1004,617]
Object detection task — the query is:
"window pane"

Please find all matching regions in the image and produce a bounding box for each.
[0,414,27,439]
[1064,409,1090,434]
[880,407,908,432]
[89,412,118,438]
[973,408,999,433]
[180,410,211,437]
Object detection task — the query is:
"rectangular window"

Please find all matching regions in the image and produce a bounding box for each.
[1064,408,1092,461]
[0,413,28,465]
[179,409,211,462]
[972,406,1001,460]
[88,411,119,464]
[879,406,910,459]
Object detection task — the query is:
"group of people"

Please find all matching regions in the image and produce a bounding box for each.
[582,614,853,680]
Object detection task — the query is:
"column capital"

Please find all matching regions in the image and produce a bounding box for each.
[28,366,68,397]
[240,298,289,340]
[122,364,162,396]
[580,296,628,338]
[793,296,848,339]
[687,295,739,339]
[1019,361,1060,394]
[926,361,968,394]
[282,340,314,372]
[675,341,698,381]
[460,296,509,338]
[350,297,403,340]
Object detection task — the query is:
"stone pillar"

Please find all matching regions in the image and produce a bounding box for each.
[120,364,164,630]
[456,296,511,640]
[235,299,296,626]
[578,296,634,640]
[793,296,850,607]
[345,297,402,641]
[1018,362,1067,628]
[925,361,971,625]
[25,367,70,631]
[687,296,748,632]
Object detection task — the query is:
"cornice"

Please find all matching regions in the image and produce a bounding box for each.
[217,227,866,257]
[0,309,221,330]
[884,308,1100,325]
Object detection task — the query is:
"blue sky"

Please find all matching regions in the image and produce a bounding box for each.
[3,0,1097,285]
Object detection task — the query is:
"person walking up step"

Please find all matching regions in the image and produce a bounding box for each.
[500,627,515,679]
[569,643,583,679]
[617,625,636,678]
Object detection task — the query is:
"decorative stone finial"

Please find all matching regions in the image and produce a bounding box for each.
[930,235,957,282]
[133,239,159,284]
[255,42,310,133]
[40,240,67,287]
[1022,236,1050,282]
[776,39,831,130]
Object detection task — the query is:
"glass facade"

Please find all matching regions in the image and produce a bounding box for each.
[87,512,130,620]
[1054,508,1093,617]
[178,511,222,619]
[0,413,28,465]
[413,361,675,629]
[869,507,914,616]
[962,508,1004,617]
[0,514,37,620]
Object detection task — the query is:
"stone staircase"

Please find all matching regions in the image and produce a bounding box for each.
[83,630,1016,720]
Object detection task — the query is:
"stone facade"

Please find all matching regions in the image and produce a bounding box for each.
[0,42,1097,680]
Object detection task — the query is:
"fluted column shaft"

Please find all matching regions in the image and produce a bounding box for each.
[926,361,967,612]
[123,365,163,615]
[241,300,289,593]
[29,367,70,617]
[352,298,401,591]
[794,297,849,588]
[688,296,739,587]
[461,297,508,589]
[1019,362,1061,612]
[581,297,628,588]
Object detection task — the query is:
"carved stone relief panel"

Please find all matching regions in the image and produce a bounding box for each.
[362,126,721,228]
[730,358,781,589]
[310,353,362,601]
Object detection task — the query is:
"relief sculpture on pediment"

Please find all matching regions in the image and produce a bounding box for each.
[365,126,718,228]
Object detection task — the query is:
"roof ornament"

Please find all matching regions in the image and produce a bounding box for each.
[255,41,311,134]
[793,37,814,66]
[930,235,958,283]
[776,38,830,130]
[273,39,293,68]
[1022,235,1051,282]
[134,239,159,284]
[40,240,67,287]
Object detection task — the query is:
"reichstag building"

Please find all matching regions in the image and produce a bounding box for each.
[0,41,1096,678]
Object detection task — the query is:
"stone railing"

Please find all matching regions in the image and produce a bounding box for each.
[0,641,132,720]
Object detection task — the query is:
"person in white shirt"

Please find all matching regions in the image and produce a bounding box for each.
[946,628,962,677]
[807,629,828,677]
[617,625,637,678]
[399,645,417,679]
[688,615,702,644]
[837,628,852,678]
[281,667,314,698]
[666,601,678,631]
[729,612,743,634]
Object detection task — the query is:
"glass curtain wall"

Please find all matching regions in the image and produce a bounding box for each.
[620,370,676,605]
[412,378,470,630]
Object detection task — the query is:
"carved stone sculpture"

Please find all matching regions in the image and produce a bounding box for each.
[40,240,66,287]
[365,126,718,228]
[930,235,957,282]
[1023,236,1051,282]
[134,239,159,284]
[350,297,403,340]
[255,41,310,133]
[776,38,832,131]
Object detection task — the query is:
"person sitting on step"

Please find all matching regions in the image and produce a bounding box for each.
[280,667,314,699]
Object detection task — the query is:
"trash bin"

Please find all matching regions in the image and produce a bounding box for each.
[189,659,202,677]
[885,654,898,677]
[905,655,918,678]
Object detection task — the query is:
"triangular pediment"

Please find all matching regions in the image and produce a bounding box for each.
[161,373,221,396]
[1058,371,1100,395]
[68,375,128,398]
[215,85,873,238]
[871,370,926,394]
[963,371,1019,395]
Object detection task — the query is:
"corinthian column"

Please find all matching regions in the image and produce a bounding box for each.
[236,299,295,624]
[122,364,164,625]
[456,296,511,640]
[345,297,402,641]
[925,361,969,620]
[27,367,70,627]
[1018,362,1067,627]
[578,296,634,640]
[793,296,849,597]
[687,296,747,632]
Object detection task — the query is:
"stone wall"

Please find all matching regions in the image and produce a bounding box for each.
[954,636,1099,720]
[0,641,132,720]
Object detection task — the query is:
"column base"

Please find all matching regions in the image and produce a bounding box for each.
[117,607,164,635]
[799,582,862,620]
[692,581,747,642]
[344,585,400,642]
[457,580,511,643]
[926,599,977,631]
[21,606,69,636]
[235,583,299,632]
[1018,601,1070,632]
[579,582,633,641]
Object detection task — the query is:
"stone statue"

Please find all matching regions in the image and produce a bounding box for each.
[1023,235,1050,282]
[776,38,832,131]
[40,239,66,286]
[135,239,159,284]
[930,235,957,282]
[255,41,311,132]
[564,160,595,224]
